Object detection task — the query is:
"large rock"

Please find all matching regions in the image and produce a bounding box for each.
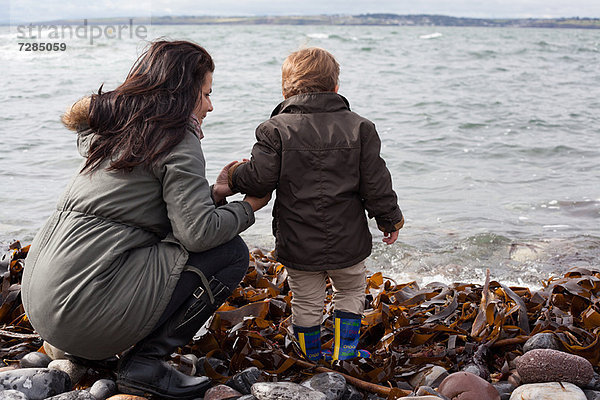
[301,372,346,400]
[89,379,117,400]
[0,368,71,400]
[523,333,561,353]
[252,382,326,400]
[45,390,96,400]
[437,371,500,400]
[20,352,52,369]
[516,349,594,386]
[226,367,262,394]
[509,382,586,400]
[0,390,29,400]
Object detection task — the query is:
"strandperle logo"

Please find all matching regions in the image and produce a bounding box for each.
[16,19,148,45]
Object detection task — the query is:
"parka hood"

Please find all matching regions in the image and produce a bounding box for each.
[62,97,91,132]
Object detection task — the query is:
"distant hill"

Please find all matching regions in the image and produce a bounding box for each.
[28,14,600,29]
[147,14,600,29]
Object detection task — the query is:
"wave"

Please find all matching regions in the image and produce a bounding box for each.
[467,49,497,59]
[305,33,360,42]
[519,144,594,157]
[329,34,358,42]
[420,32,443,40]
[544,199,600,219]
[368,233,600,288]
[576,46,600,53]
[306,33,329,39]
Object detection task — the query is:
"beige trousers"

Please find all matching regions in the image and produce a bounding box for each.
[286,260,367,327]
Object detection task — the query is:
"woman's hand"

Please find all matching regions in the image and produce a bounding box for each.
[212,161,238,202]
[244,192,272,212]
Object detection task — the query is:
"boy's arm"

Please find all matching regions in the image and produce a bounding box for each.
[359,122,404,233]
[228,124,281,197]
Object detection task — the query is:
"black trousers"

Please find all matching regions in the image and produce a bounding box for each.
[154,235,249,328]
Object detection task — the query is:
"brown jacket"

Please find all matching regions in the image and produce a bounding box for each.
[230,92,403,271]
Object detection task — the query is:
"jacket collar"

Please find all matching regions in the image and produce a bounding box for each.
[187,114,205,140]
[77,128,94,157]
[271,92,351,117]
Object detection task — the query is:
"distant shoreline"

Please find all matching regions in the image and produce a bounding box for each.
[6,14,600,29]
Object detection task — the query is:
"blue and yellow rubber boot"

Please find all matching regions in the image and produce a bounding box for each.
[293,325,321,362]
[332,310,371,360]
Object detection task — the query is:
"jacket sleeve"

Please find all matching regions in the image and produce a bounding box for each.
[359,121,404,233]
[229,123,281,197]
[156,133,255,253]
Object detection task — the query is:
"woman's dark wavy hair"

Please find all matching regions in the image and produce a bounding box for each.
[84,40,214,172]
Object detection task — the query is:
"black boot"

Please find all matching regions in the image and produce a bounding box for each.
[117,276,231,399]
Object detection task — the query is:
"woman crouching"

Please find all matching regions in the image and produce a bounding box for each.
[22,40,270,399]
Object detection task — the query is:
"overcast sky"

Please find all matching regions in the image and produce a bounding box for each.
[3,0,599,23]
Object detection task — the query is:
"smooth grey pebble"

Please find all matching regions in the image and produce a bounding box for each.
[522,333,561,353]
[88,379,117,400]
[19,353,52,369]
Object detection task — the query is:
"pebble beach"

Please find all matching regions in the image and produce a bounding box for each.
[2,242,600,399]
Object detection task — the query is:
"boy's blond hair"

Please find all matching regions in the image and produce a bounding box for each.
[282,47,339,98]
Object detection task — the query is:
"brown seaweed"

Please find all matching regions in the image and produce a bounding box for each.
[0,241,41,361]
[2,242,600,398]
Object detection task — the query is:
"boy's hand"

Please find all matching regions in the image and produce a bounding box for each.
[213,161,238,202]
[244,192,272,212]
[383,230,399,245]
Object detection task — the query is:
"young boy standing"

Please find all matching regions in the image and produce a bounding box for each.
[228,47,404,362]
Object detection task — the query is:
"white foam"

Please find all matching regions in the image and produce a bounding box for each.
[420,32,443,39]
[307,33,329,39]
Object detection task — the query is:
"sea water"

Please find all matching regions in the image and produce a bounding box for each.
[1,24,599,288]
